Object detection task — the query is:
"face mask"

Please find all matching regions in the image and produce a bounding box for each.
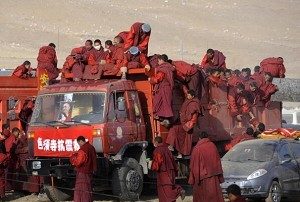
[94,45,101,51]
[104,48,108,52]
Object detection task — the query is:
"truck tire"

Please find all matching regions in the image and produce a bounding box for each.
[265,181,282,202]
[44,185,71,202]
[112,158,143,201]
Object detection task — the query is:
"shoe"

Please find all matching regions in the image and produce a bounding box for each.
[177,154,182,159]
[180,189,186,200]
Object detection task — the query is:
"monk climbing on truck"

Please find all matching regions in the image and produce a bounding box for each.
[259,72,278,107]
[200,49,226,70]
[240,68,255,90]
[149,54,175,127]
[166,90,201,158]
[37,43,59,84]
[12,61,34,78]
[123,46,150,70]
[260,57,286,78]
[123,22,151,55]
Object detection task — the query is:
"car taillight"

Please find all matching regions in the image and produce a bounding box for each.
[93,129,102,136]
[28,131,35,138]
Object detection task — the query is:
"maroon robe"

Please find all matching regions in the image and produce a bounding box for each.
[200,50,226,70]
[250,72,265,87]
[240,76,255,91]
[12,64,29,78]
[4,134,16,191]
[188,138,224,202]
[124,22,151,55]
[0,153,8,198]
[227,88,251,117]
[166,98,200,155]
[123,52,149,69]
[260,82,278,106]
[71,142,97,202]
[83,47,107,80]
[151,144,182,202]
[225,133,254,151]
[150,62,175,119]
[260,57,285,78]
[227,75,242,87]
[102,44,125,76]
[37,45,59,81]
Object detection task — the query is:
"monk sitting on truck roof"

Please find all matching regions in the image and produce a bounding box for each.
[61,40,94,82]
[104,40,115,61]
[37,43,59,84]
[101,36,125,76]
[200,49,226,70]
[12,60,34,78]
[149,54,175,127]
[228,83,255,123]
[123,46,150,70]
[166,90,201,158]
[83,39,107,80]
[260,57,286,78]
[123,22,151,55]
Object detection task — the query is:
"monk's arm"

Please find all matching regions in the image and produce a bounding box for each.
[183,113,198,132]
[149,72,164,84]
[70,150,87,167]
[151,152,163,171]
[227,92,239,116]
[140,54,149,67]
[138,36,150,52]
[124,26,136,50]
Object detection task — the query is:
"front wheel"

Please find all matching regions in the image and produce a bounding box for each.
[265,181,282,202]
[112,158,143,201]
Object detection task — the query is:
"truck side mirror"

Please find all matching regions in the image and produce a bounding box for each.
[117,97,126,111]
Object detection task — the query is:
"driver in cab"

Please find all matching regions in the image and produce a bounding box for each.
[58,102,72,122]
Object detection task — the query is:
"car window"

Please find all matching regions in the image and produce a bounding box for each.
[290,143,300,159]
[278,143,292,160]
[222,142,275,162]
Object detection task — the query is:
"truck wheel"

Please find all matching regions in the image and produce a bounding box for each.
[112,158,143,201]
[265,181,282,202]
[44,185,71,202]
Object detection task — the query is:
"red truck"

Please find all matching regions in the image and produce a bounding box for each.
[0,69,282,201]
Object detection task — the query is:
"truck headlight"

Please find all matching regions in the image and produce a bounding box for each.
[32,161,41,170]
[247,169,267,180]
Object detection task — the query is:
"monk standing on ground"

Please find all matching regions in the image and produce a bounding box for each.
[166,90,201,158]
[12,61,34,78]
[189,131,224,202]
[149,54,175,127]
[70,136,97,202]
[37,43,59,84]
[124,22,151,55]
[200,49,226,70]
[150,136,185,202]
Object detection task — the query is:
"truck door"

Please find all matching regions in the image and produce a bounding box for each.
[106,91,136,154]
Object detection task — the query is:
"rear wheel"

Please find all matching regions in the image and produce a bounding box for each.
[265,181,282,202]
[112,158,143,201]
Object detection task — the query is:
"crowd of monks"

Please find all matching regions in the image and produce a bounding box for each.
[9,22,287,201]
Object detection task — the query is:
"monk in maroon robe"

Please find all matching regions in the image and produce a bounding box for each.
[240,68,255,91]
[228,83,254,122]
[170,60,201,98]
[259,72,278,107]
[166,90,200,157]
[188,132,224,202]
[19,100,34,133]
[149,54,175,126]
[104,40,115,62]
[123,46,150,69]
[101,36,125,76]
[0,141,9,200]
[83,39,107,80]
[224,69,242,88]
[151,136,185,202]
[37,43,59,84]
[200,49,226,70]
[225,127,254,151]
[12,61,33,78]
[124,22,151,55]
[70,136,97,202]
[248,82,264,105]
[260,57,285,78]
[250,66,264,87]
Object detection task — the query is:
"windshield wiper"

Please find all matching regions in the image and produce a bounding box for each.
[68,120,91,126]
[30,121,56,127]
[247,159,266,162]
[46,121,71,127]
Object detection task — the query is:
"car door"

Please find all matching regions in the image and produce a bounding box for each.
[278,143,299,193]
[289,142,300,192]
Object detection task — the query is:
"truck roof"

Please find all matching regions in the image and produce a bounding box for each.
[39,79,137,94]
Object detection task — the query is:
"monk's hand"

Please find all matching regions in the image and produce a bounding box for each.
[144,65,150,71]
[148,160,152,169]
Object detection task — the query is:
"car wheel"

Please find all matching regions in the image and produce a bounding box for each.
[265,181,282,202]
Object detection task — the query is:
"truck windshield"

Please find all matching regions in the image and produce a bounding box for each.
[31,92,106,125]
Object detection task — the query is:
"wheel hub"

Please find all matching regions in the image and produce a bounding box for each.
[271,184,281,202]
[125,170,141,192]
